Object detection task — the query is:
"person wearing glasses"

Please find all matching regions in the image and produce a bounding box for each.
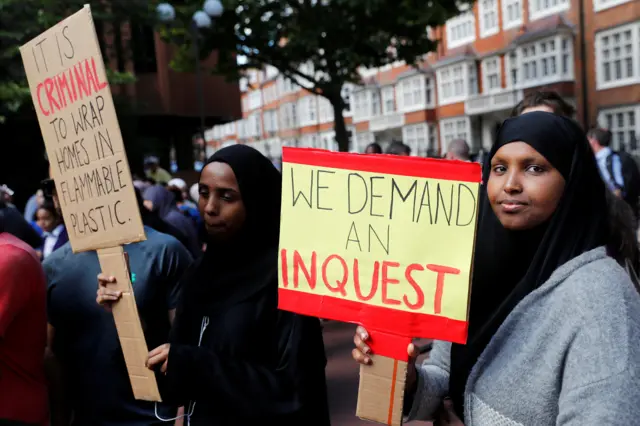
[41,175,193,426]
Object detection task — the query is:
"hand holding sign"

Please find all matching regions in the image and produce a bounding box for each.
[277,148,481,425]
[20,5,158,402]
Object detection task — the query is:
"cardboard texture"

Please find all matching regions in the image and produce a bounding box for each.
[277,148,482,424]
[20,6,157,401]
[97,246,161,402]
[357,356,408,426]
[19,5,145,253]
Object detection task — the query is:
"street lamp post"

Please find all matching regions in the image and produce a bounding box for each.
[157,0,223,168]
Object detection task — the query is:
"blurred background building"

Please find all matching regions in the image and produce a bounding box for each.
[205,0,639,160]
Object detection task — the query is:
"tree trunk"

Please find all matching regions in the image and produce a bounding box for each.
[330,96,350,152]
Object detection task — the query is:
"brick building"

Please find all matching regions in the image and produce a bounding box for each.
[206,0,639,160]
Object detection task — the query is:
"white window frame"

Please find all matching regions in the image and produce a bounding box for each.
[381,86,396,115]
[356,131,375,152]
[353,89,380,122]
[298,96,318,127]
[479,0,499,38]
[319,130,337,151]
[506,35,574,89]
[263,109,279,134]
[397,75,434,112]
[446,12,476,49]
[402,123,428,157]
[482,56,502,93]
[440,117,472,146]
[529,0,570,21]
[436,62,478,106]
[594,0,633,12]
[595,22,640,90]
[502,0,523,30]
[598,104,640,153]
[248,90,262,110]
[318,97,334,123]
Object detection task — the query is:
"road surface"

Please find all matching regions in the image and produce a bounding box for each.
[323,321,431,426]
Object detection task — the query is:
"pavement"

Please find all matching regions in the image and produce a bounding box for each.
[323,320,432,426]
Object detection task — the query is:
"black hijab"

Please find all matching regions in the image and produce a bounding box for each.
[188,144,282,307]
[449,112,610,418]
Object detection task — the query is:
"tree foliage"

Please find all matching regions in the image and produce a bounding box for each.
[0,0,152,121]
[156,0,472,152]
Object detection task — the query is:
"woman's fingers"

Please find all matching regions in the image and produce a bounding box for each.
[146,352,166,368]
[408,343,418,360]
[146,344,170,369]
[148,344,169,357]
[97,273,116,287]
[352,348,372,365]
[356,326,369,341]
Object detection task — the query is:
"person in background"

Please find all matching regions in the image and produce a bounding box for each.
[135,187,191,252]
[387,140,411,156]
[445,139,471,161]
[189,183,199,206]
[140,145,330,425]
[511,90,576,117]
[143,185,201,258]
[515,92,639,269]
[35,201,68,261]
[144,156,172,186]
[365,142,383,154]
[44,174,193,426]
[0,199,43,249]
[24,189,45,222]
[353,112,640,425]
[168,178,198,211]
[587,128,634,200]
[0,217,48,426]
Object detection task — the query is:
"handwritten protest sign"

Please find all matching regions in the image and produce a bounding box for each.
[278,148,481,425]
[19,6,144,252]
[20,6,159,401]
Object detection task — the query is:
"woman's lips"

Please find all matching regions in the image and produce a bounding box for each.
[500,201,527,213]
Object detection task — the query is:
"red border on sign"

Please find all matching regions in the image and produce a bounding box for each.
[283,147,482,183]
[279,289,468,358]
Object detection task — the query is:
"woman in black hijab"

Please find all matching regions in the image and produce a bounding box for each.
[352,112,640,425]
[147,145,330,426]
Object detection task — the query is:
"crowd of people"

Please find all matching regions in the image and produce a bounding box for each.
[1,90,640,426]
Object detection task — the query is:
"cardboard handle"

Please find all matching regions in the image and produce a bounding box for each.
[97,246,162,402]
[356,355,408,426]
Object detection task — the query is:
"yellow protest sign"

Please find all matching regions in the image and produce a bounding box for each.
[278,148,481,348]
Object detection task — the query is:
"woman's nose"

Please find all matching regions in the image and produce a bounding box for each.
[503,171,522,193]
[204,197,219,216]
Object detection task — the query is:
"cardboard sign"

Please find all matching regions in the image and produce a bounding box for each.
[278,148,481,425]
[19,5,144,253]
[19,6,159,402]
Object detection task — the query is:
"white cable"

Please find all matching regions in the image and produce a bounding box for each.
[154,316,210,423]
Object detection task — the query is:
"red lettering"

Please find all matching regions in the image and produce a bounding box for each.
[56,73,72,108]
[44,78,60,115]
[293,250,317,290]
[426,264,460,314]
[403,264,425,310]
[381,261,401,306]
[36,83,49,116]
[280,249,289,287]
[85,58,99,93]
[353,259,379,302]
[91,57,108,90]
[67,68,78,102]
[321,254,348,296]
[74,62,89,99]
